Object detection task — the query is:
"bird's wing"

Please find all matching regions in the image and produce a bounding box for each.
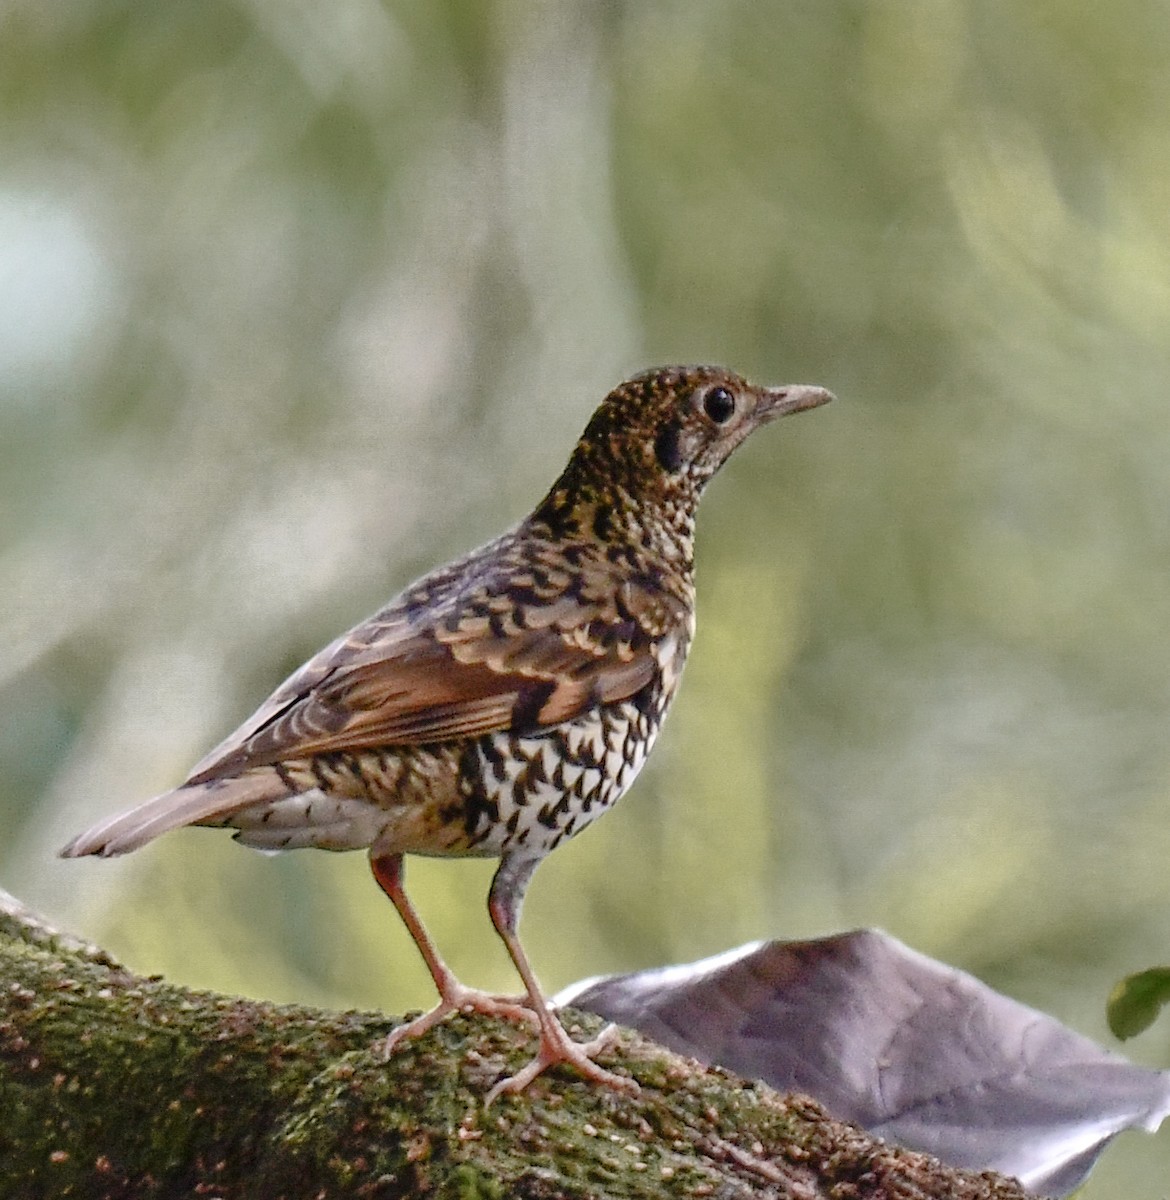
[185,540,689,785]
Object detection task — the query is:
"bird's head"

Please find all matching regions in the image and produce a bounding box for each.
[534,365,833,546]
[602,365,832,487]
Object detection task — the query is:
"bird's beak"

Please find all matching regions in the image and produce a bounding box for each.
[757,383,834,422]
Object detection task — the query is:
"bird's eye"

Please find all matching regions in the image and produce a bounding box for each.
[702,385,736,424]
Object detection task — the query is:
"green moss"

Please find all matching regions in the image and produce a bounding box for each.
[450,1164,507,1199]
[0,901,1032,1200]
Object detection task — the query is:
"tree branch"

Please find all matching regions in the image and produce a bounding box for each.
[0,889,1035,1199]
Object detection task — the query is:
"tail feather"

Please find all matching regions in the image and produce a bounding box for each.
[60,772,288,858]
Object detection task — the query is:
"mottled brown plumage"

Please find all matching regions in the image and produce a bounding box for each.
[61,364,832,1100]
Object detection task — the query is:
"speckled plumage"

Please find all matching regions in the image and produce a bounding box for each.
[61,364,832,1100]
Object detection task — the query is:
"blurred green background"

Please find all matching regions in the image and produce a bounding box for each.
[4,1,1170,1190]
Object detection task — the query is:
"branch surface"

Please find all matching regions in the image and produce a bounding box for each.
[0,890,1036,1199]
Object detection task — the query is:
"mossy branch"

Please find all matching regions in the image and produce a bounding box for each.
[0,890,1034,1199]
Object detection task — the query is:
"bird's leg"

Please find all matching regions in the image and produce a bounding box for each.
[370,851,536,1057]
[483,854,637,1103]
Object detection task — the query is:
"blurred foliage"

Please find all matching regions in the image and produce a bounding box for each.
[1110,967,1170,1041]
[4,1,1170,1192]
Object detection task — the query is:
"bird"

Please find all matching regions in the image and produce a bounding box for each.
[60,364,832,1102]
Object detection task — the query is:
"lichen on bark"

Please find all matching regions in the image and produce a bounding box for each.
[0,889,1036,1199]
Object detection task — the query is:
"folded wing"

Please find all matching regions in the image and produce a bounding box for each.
[185,539,688,786]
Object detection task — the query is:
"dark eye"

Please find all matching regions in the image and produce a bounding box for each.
[702,385,736,424]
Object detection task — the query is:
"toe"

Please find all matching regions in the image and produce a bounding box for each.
[485,1018,637,1102]
[380,1002,455,1059]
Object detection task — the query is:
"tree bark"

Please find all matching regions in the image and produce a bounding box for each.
[0,889,1036,1199]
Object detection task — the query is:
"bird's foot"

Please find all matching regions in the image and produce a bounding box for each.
[484,1017,638,1104]
[381,981,538,1059]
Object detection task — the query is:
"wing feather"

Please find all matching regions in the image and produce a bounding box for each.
[185,536,690,786]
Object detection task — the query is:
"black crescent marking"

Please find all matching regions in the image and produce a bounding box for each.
[653,421,683,473]
[511,678,557,733]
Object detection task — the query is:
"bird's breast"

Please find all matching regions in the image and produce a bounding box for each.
[458,689,672,859]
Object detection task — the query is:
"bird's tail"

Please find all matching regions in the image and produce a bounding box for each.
[59,772,288,859]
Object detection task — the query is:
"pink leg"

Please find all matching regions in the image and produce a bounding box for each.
[371,852,536,1056]
[483,855,638,1103]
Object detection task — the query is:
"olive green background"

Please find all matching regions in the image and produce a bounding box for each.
[4,3,1170,1191]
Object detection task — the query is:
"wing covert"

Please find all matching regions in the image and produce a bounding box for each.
[185,540,689,785]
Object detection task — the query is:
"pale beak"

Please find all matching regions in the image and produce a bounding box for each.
[758,383,835,421]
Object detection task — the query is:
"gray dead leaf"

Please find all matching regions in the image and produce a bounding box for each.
[556,929,1170,1195]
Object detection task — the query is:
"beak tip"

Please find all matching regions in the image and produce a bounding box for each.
[764,383,835,417]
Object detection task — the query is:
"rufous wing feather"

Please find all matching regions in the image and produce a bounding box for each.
[182,547,688,786]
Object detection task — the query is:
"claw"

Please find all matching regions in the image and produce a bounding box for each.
[371,851,637,1102]
[485,1018,638,1104]
[381,981,540,1058]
